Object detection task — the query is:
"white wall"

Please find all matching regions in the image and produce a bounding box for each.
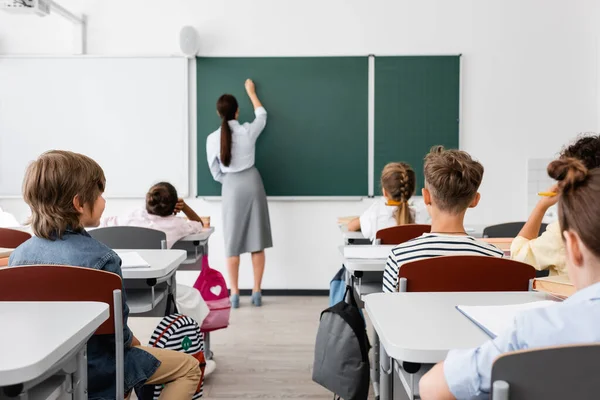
[1,0,598,289]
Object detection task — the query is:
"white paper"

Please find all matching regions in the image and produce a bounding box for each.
[116,251,150,269]
[457,301,556,338]
[343,245,396,259]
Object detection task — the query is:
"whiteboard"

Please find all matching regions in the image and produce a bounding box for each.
[0,56,189,197]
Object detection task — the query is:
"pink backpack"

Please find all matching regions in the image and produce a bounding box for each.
[194,256,231,332]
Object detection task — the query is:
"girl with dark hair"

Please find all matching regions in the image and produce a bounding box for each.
[206,79,272,308]
[100,182,205,248]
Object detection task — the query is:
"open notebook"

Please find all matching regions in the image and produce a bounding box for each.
[116,251,151,269]
[457,301,556,338]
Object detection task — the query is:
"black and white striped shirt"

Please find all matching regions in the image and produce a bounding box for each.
[382,233,505,293]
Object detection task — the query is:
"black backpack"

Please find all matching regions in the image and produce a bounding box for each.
[313,285,371,400]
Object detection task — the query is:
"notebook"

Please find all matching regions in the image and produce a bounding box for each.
[116,251,151,269]
[456,301,556,338]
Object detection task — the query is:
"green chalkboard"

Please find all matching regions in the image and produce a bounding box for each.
[196,57,369,196]
[374,56,460,192]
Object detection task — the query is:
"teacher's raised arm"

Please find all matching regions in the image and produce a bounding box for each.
[205,79,273,310]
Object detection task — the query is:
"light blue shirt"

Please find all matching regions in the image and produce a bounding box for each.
[444,282,600,399]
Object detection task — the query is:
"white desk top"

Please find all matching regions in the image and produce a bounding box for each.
[365,291,553,364]
[465,224,486,238]
[0,301,109,386]
[0,248,13,258]
[340,224,485,241]
[180,227,215,242]
[120,249,186,280]
[339,246,386,273]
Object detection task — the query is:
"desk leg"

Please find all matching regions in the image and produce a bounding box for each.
[204,332,213,360]
[372,329,380,399]
[380,344,393,400]
[74,345,88,400]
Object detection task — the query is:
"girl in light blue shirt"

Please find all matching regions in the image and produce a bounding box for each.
[420,157,600,400]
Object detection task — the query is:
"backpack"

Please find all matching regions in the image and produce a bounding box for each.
[329,266,347,307]
[313,285,371,400]
[139,314,207,400]
[194,255,231,332]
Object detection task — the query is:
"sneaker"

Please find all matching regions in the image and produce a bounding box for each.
[204,360,217,377]
[231,294,240,309]
[251,292,262,307]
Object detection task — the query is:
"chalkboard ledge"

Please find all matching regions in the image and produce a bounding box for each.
[197,196,365,202]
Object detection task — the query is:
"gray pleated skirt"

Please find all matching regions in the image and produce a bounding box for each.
[222,167,273,257]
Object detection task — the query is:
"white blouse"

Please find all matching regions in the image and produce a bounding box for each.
[206,107,267,182]
[359,197,416,241]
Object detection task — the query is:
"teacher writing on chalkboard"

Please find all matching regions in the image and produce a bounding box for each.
[206,79,272,309]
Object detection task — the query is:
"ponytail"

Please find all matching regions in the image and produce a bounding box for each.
[395,200,413,225]
[220,118,232,167]
[216,94,239,168]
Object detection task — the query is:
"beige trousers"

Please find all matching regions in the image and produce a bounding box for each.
[136,346,201,399]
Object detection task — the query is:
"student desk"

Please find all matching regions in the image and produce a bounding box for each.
[0,301,109,400]
[339,224,486,245]
[533,275,575,298]
[338,245,387,299]
[364,291,554,400]
[339,226,372,245]
[174,227,216,267]
[0,248,13,258]
[0,248,13,267]
[120,249,186,314]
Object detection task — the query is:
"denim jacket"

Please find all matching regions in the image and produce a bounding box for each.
[9,229,160,400]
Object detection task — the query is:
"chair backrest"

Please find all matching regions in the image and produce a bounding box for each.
[483,222,548,238]
[89,226,166,249]
[0,265,121,335]
[398,256,535,292]
[375,224,431,245]
[491,344,600,400]
[0,227,31,248]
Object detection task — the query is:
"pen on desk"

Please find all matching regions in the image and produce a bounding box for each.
[538,191,557,197]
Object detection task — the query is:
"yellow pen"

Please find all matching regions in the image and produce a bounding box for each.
[538,191,557,197]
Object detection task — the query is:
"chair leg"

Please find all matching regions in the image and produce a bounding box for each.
[73,345,88,400]
[114,289,125,400]
[205,332,213,360]
[492,381,510,400]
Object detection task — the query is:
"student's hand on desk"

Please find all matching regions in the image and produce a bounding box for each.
[245,79,256,95]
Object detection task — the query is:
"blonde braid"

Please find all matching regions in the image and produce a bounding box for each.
[381,162,416,225]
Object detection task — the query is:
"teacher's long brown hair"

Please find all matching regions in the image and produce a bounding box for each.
[217,94,239,167]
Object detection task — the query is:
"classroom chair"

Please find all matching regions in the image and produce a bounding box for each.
[482,223,550,278]
[491,344,600,399]
[89,226,177,316]
[482,222,548,238]
[397,255,536,292]
[89,226,167,249]
[0,265,126,399]
[0,227,31,248]
[375,224,431,245]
